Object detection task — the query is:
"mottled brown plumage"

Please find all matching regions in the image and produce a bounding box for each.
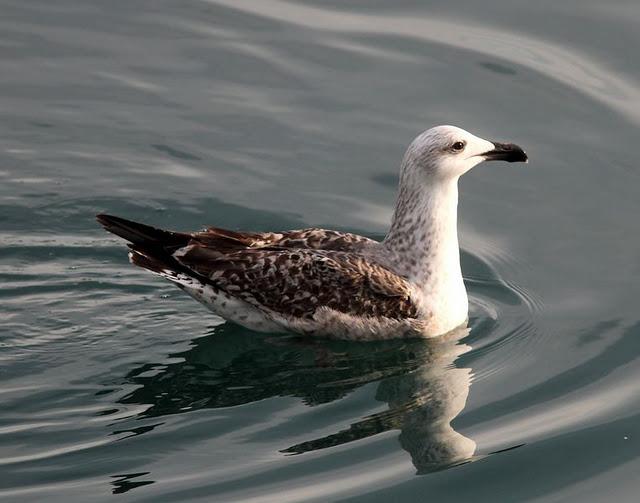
[177,245,417,320]
[97,214,417,323]
[194,226,375,252]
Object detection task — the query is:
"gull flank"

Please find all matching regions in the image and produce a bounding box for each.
[97,125,527,340]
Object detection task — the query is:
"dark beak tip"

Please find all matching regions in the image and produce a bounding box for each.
[485,142,528,163]
[511,150,528,163]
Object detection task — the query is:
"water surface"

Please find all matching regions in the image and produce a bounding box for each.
[2,0,640,501]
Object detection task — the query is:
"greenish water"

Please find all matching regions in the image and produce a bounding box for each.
[2,1,640,501]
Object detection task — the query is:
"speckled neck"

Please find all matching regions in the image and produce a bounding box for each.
[383,175,463,293]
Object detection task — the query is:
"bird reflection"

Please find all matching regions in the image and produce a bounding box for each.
[119,323,475,474]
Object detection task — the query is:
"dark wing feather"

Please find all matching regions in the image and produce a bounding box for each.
[195,227,375,252]
[97,214,402,319]
[175,246,417,320]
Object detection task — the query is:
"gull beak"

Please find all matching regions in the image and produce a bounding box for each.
[483,142,528,163]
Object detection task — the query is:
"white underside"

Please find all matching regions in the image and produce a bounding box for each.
[167,272,284,333]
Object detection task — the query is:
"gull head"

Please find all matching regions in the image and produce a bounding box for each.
[401,125,528,182]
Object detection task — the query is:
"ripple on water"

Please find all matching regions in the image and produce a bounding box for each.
[463,245,544,383]
[4,228,639,502]
[1,0,640,499]
[0,227,543,499]
[199,0,640,126]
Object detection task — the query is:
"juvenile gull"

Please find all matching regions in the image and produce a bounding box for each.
[97,125,527,339]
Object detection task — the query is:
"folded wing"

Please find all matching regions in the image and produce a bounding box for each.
[194,226,375,252]
[96,214,409,322]
[174,245,417,320]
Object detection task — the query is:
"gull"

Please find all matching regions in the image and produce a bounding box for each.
[97,125,527,339]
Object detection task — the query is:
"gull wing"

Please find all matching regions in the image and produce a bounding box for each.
[96,214,404,320]
[195,227,376,252]
[174,245,418,320]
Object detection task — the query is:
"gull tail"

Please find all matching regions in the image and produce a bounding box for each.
[97,213,197,283]
[96,213,188,249]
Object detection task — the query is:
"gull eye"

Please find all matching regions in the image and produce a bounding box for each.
[451,141,466,152]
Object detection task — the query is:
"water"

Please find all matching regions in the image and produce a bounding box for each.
[1,0,640,501]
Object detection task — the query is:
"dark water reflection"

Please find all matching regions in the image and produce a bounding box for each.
[120,324,477,475]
